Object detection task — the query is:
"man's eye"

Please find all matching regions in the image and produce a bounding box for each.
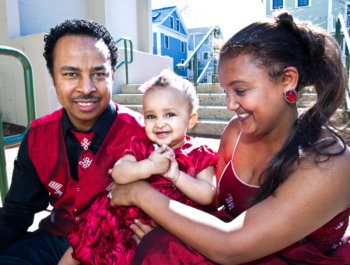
[94,73,106,77]
[147,115,155,119]
[166,113,175,117]
[66,73,76,77]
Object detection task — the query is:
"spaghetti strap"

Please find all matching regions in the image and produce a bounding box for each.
[231,132,242,160]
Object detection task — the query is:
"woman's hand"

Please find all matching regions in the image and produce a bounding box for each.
[131,219,160,244]
[108,175,150,207]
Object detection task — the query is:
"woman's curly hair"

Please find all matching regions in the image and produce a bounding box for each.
[43,19,118,74]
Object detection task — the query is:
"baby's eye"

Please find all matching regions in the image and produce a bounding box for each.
[147,115,155,119]
[166,113,175,117]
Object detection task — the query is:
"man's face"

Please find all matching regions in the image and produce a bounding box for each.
[51,34,113,131]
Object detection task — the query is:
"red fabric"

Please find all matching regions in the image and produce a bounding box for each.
[28,104,146,237]
[68,136,218,265]
[132,159,350,265]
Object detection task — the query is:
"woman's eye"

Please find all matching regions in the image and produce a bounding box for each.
[166,113,175,117]
[236,89,247,95]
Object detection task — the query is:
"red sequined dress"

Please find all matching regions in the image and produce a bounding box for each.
[132,132,350,265]
[67,136,218,265]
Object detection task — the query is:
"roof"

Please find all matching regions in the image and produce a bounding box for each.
[152,6,176,24]
[188,26,221,35]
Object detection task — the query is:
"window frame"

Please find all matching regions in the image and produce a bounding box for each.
[296,0,310,7]
[203,52,209,60]
[164,35,169,49]
[169,16,174,29]
[271,0,284,9]
[181,41,185,53]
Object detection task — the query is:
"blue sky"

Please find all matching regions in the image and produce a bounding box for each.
[152,0,264,40]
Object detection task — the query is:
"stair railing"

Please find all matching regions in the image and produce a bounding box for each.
[116,38,133,85]
[174,27,220,87]
[335,14,350,109]
[0,46,36,204]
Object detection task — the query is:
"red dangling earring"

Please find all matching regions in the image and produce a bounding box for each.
[284,88,298,103]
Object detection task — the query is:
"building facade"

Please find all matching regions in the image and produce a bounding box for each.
[187,26,223,83]
[152,6,189,77]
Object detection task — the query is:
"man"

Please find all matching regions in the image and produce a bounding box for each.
[0,19,145,264]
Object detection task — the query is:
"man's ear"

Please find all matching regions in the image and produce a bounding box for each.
[188,113,198,130]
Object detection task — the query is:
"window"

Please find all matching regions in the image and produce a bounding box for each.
[176,19,180,31]
[164,36,169,49]
[181,59,185,71]
[273,0,283,9]
[297,0,309,6]
[203,52,209,60]
[170,16,174,29]
[188,60,192,70]
[181,42,185,53]
[203,52,213,60]
[347,4,350,27]
[152,12,160,20]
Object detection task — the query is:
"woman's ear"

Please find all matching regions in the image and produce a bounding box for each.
[188,113,198,129]
[283,66,299,90]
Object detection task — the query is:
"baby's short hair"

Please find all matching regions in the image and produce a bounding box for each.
[140,70,199,114]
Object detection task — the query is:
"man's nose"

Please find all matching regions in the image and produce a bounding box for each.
[78,75,96,95]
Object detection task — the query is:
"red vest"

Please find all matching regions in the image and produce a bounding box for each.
[28,103,145,236]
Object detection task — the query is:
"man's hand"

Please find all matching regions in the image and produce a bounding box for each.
[147,145,172,175]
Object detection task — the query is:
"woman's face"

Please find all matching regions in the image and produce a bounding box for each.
[218,54,292,136]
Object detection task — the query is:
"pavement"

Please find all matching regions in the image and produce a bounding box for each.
[1,136,349,236]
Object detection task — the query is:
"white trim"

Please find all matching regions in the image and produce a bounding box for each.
[164,35,169,49]
[157,24,189,39]
[157,31,161,55]
[328,0,333,33]
[169,16,174,29]
[295,0,311,8]
[263,0,267,17]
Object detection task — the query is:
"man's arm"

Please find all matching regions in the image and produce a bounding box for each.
[0,133,49,250]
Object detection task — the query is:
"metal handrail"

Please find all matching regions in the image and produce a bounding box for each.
[174,27,220,86]
[116,38,133,85]
[0,46,36,204]
[335,14,350,109]
[197,56,214,84]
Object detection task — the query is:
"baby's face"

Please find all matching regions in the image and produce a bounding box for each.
[143,86,192,150]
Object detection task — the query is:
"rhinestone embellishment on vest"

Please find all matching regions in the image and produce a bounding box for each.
[79,157,93,169]
[81,138,91,151]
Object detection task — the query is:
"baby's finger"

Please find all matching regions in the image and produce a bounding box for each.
[153,145,166,154]
[132,234,141,245]
[166,154,176,162]
[107,168,113,176]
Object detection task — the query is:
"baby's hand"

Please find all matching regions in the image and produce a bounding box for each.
[161,146,180,181]
[148,145,171,175]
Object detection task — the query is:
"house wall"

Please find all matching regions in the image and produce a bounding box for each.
[153,32,157,54]
[113,48,173,93]
[18,0,90,37]
[162,10,186,35]
[160,33,187,76]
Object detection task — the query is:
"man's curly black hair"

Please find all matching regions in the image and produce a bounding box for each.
[43,19,118,75]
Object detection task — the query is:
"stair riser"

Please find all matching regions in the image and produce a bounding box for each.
[113,94,228,106]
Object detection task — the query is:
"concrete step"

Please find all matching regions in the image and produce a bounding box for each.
[120,83,225,94]
[188,119,230,136]
[123,104,236,120]
[113,93,227,106]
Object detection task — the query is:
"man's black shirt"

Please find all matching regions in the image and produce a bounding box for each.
[0,102,117,249]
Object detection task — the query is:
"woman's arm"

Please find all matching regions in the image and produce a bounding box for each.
[110,146,350,264]
[112,146,172,184]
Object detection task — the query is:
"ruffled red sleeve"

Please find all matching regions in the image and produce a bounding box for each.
[191,144,218,174]
[122,136,154,162]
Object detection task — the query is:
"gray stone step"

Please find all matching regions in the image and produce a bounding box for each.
[188,119,229,136]
[122,104,235,120]
[113,93,227,106]
[120,83,225,94]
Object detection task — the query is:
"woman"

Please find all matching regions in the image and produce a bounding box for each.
[109,12,350,264]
